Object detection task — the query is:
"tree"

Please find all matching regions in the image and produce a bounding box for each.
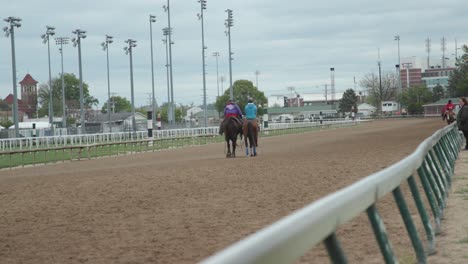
[0,99,10,111]
[359,72,398,110]
[448,45,468,97]
[215,80,267,116]
[101,96,131,113]
[0,118,13,128]
[38,73,99,117]
[156,103,184,123]
[338,89,358,113]
[432,84,445,102]
[398,85,432,114]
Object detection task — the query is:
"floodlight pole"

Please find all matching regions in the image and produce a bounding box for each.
[4,17,21,138]
[198,0,208,127]
[42,26,55,135]
[102,35,113,132]
[124,39,138,137]
[149,15,157,128]
[72,29,87,134]
[225,9,234,101]
[56,37,69,128]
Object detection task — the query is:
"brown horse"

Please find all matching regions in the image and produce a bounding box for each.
[243,119,258,157]
[223,117,243,158]
[445,109,456,125]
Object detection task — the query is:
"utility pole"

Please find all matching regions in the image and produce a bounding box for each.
[394,35,402,97]
[441,37,446,68]
[255,70,260,89]
[330,68,335,110]
[213,52,220,98]
[426,38,431,69]
[162,28,172,123]
[377,49,383,113]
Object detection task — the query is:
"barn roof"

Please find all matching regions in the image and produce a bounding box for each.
[19,74,38,85]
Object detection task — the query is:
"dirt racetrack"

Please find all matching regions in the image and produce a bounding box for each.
[0,119,446,264]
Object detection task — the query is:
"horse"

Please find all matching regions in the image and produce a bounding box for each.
[445,109,456,125]
[223,117,243,158]
[243,119,258,157]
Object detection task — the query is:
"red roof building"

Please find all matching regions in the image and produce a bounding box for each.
[3,73,39,119]
[19,74,39,86]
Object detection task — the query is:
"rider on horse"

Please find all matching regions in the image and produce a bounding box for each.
[442,100,455,121]
[243,98,258,146]
[219,99,243,135]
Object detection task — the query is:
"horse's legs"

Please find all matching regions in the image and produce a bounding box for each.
[226,139,231,158]
[232,139,236,158]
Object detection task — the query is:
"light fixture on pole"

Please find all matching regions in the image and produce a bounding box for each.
[149,14,157,128]
[101,35,113,133]
[3,17,22,138]
[124,39,138,136]
[225,9,234,100]
[197,0,208,127]
[55,36,69,128]
[212,52,220,98]
[72,29,87,134]
[42,26,56,135]
[163,1,175,124]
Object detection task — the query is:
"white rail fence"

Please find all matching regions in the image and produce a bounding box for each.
[0,119,357,152]
[201,123,461,264]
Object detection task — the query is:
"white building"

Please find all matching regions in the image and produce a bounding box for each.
[185,106,203,121]
[357,103,377,117]
[381,101,399,113]
[301,92,344,106]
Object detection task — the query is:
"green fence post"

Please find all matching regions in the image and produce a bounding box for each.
[424,156,447,200]
[367,204,398,264]
[417,167,442,233]
[433,144,452,188]
[428,151,449,192]
[324,232,348,264]
[441,137,455,165]
[407,175,436,255]
[393,186,426,263]
[435,143,452,176]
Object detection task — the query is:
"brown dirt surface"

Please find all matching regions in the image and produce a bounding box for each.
[0,119,447,264]
[427,150,468,263]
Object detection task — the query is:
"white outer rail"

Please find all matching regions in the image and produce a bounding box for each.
[201,123,455,264]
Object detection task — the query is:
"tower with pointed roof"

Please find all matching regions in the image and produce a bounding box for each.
[19,74,38,117]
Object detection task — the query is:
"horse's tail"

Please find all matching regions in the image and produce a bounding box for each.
[248,121,256,147]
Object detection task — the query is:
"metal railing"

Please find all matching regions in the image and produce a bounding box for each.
[201,123,462,264]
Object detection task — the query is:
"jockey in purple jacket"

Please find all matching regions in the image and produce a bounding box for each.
[219,99,243,135]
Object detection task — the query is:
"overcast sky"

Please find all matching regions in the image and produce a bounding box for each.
[1,0,467,108]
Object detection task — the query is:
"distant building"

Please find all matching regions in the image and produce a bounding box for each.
[422,67,455,90]
[86,112,148,133]
[422,97,459,117]
[267,95,287,108]
[19,74,38,117]
[400,67,423,89]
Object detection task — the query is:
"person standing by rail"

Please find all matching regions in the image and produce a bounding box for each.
[456,97,468,150]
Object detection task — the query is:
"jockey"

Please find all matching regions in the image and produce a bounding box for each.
[219,99,243,135]
[244,98,257,121]
[442,100,455,120]
[243,98,258,146]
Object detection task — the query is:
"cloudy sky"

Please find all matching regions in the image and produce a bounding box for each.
[1,0,467,108]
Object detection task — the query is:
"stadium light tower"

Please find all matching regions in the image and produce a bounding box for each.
[124,39,138,136]
[197,0,208,127]
[149,14,157,128]
[101,35,113,132]
[3,17,22,137]
[72,29,87,133]
[42,26,56,135]
[55,36,69,128]
[225,9,234,100]
[163,1,175,124]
